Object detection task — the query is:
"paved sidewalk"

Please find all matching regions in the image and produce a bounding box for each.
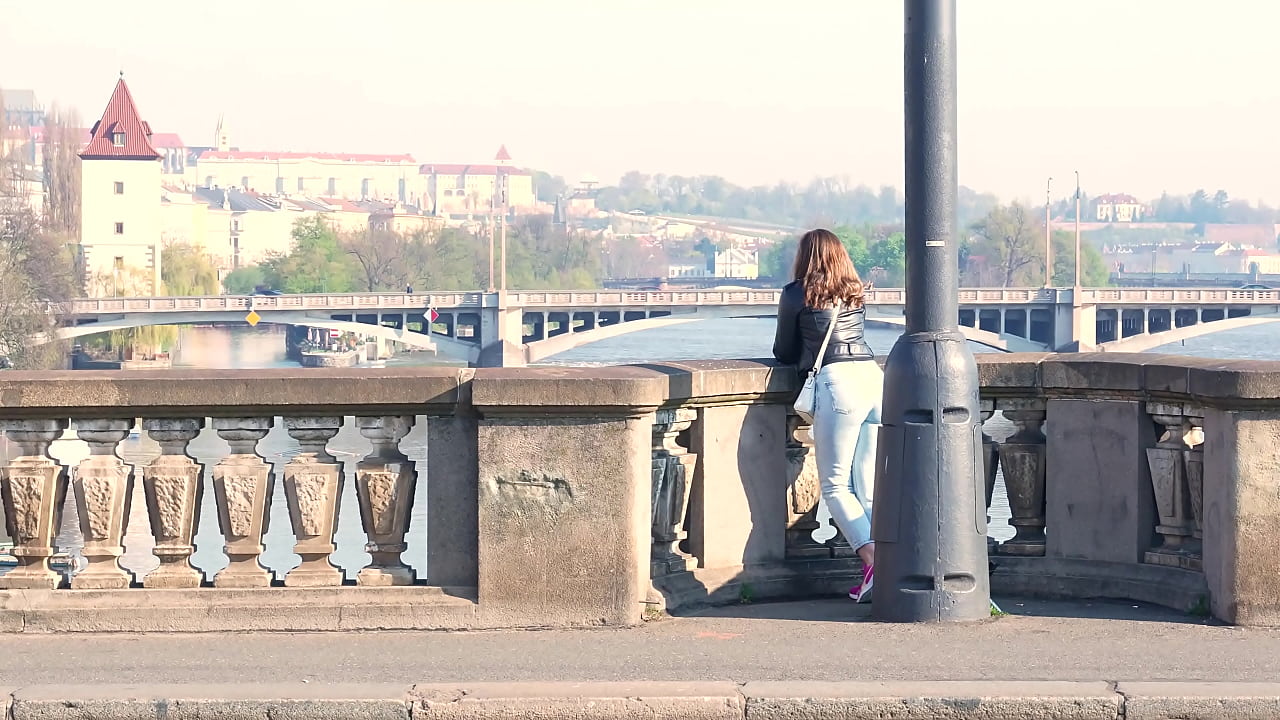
[6,597,1280,685]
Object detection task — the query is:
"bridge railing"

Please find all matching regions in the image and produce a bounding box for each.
[2,355,1278,631]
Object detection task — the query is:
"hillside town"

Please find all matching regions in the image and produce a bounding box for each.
[2,79,781,298]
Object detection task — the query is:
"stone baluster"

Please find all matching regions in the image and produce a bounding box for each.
[651,408,697,576]
[1145,403,1197,568]
[355,416,416,586]
[980,399,1001,554]
[70,419,135,589]
[784,412,826,559]
[141,419,205,588]
[0,419,69,589]
[1184,408,1205,548]
[996,397,1047,556]
[282,417,344,587]
[210,417,274,588]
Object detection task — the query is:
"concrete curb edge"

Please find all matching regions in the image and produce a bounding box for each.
[5,681,1280,719]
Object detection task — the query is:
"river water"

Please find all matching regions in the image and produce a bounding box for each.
[6,319,1279,583]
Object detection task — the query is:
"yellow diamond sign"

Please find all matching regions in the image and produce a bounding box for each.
[245,310,261,327]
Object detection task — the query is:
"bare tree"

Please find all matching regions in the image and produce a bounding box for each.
[42,103,82,238]
[0,200,75,368]
[970,202,1042,287]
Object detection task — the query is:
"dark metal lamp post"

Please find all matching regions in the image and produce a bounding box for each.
[872,0,991,622]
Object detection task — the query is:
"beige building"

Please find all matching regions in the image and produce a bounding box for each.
[421,146,536,217]
[1094,193,1146,223]
[78,77,163,297]
[190,148,420,205]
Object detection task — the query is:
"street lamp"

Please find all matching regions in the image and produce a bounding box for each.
[874,0,990,623]
[1074,170,1082,289]
[1045,177,1053,287]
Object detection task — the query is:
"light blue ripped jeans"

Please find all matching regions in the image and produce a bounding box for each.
[813,359,884,552]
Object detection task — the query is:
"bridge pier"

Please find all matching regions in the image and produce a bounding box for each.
[477,302,527,368]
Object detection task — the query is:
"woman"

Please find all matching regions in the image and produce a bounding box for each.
[773,228,884,602]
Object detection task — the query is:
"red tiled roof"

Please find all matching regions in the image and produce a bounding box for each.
[1095,193,1142,204]
[150,132,186,148]
[28,126,93,145]
[80,78,161,161]
[419,163,532,176]
[494,144,511,162]
[198,150,415,163]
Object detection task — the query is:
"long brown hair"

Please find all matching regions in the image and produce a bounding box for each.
[792,228,865,309]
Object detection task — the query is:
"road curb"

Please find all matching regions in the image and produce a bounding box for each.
[6,681,1280,719]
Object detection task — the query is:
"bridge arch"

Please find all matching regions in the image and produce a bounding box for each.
[1097,314,1280,353]
[522,310,1045,363]
[45,311,482,364]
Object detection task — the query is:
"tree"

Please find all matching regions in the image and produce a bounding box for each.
[533,171,568,204]
[1049,230,1109,287]
[0,201,78,368]
[341,227,423,292]
[867,232,906,286]
[262,217,361,293]
[162,243,220,295]
[969,203,1041,287]
[223,266,266,294]
[41,104,82,238]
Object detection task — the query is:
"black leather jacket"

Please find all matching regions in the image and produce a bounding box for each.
[772,281,874,373]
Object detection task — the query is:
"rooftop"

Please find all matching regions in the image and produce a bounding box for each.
[80,77,160,161]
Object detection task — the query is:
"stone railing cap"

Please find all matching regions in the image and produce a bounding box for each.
[0,368,465,418]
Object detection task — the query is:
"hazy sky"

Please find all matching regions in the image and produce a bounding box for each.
[3,0,1278,205]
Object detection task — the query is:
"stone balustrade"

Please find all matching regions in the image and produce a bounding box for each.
[0,355,1278,631]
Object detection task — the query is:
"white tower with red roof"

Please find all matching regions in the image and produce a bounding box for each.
[79,75,163,297]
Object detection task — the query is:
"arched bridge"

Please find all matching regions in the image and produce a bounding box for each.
[46,286,1280,366]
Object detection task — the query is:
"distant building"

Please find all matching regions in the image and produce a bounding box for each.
[422,146,536,217]
[1094,193,1146,223]
[79,76,164,297]
[1,89,44,127]
[667,248,759,280]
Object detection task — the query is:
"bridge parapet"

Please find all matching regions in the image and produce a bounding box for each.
[1,355,1277,631]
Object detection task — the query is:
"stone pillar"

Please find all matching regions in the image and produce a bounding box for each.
[141,418,205,588]
[477,303,526,368]
[784,413,826,559]
[427,395,479,589]
[996,397,1047,556]
[355,415,417,586]
[1067,302,1097,350]
[650,408,697,576]
[688,402,787,568]
[1202,407,1280,625]
[70,419,135,589]
[0,419,69,589]
[1045,399,1157,563]
[282,416,344,587]
[210,417,274,588]
[471,371,660,627]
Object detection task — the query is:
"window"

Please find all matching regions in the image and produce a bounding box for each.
[114,222,124,234]
[327,177,336,195]
[232,220,241,232]
[112,132,125,147]
[297,176,305,192]
[114,181,124,195]
[275,176,284,194]
[241,176,249,188]
[113,257,124,271]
